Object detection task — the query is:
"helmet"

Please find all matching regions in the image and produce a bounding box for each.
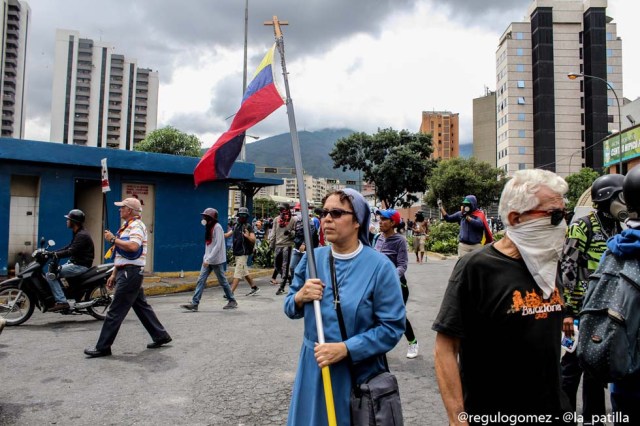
[277,203,290,211]
[64,209,85,224]
[591,174,625,203]
[201,208,218,220]
[237,207,249,216]
[623,167,640,214]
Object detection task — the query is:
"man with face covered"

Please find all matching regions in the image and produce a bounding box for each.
[439,194,493,258]
[227,207,259,296]
[433,169,570,423]
[558,174,626,422]
[270,203,296,295]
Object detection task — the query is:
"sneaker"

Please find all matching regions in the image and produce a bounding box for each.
[0,317,6,335]
[180,303,198,312]
[223,294,228,300]
[245,287,260,296]
[275,287,286,296]
[223,300,238,310]
[407,342,419,359]
[50,302,70,312]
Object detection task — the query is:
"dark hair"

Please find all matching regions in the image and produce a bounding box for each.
[321,190,357,222]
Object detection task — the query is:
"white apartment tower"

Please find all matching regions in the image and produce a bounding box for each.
[0,0,30,138]
[50,29,159,149]
[496,0,622,176]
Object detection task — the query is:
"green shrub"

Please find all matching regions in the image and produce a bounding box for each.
[253,240,274,268]
[426,222,460,254]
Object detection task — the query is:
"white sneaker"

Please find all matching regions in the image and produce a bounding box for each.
[407,342,419,359]
[0,317,6,335]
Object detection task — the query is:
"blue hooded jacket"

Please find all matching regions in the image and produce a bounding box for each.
[442,194,486,245]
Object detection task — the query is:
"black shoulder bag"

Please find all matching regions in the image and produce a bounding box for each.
[329,252,404,426]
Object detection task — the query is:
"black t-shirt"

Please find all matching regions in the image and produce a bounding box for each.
[232,223,254,256]
[432,245,568,419]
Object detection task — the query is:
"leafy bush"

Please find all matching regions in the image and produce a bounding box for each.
[253,240,274,268]
[426,222,460,254]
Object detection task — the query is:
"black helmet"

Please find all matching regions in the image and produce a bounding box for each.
[277,203,290,211]
[64,209,85,224]
[623,167,640,213]
[591,174,625,203]
[201,208,218,220]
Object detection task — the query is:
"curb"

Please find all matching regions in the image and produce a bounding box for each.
[143,268,274,297]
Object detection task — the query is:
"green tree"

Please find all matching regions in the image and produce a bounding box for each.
[565,167,600,211]
[253,197,279,218]
[330,128,434,208]
[425,157,506,211]
[135,126,202,157]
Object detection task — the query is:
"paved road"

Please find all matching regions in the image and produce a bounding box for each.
[0,256,454,425]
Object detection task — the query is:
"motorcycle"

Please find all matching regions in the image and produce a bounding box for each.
[0,238,113,326]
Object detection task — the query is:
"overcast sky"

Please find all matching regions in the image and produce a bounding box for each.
[24,0,639,147]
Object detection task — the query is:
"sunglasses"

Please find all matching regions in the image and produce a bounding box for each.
[523,208,567,226]
[319,208,355,219]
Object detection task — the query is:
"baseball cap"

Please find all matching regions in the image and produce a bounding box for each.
[115,197,142,212]
[375,209,401,225]
[237,207,249,216]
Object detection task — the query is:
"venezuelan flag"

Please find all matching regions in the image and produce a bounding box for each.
[194,44,284,185]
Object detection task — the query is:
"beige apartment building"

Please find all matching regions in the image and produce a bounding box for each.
[419,111,459,160]
[496,0,623,176]
[50,29,159,150]
[473,89,497,166]
[0,0,29,139]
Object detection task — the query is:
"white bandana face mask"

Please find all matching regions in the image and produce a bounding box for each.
[506,216,567,299]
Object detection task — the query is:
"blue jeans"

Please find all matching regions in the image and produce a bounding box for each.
[289,250,304,284]
[45,262,89,303]
[192,263,235,305]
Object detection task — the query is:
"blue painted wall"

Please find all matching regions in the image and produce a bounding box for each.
[0,138,280,275]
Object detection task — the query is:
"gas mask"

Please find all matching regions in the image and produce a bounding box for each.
[201,219,208,226]
[238,216,248,224]
[294,211,302,219]
[609,193,628,222]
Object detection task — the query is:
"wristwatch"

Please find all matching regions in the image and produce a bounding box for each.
[110,237,116,244]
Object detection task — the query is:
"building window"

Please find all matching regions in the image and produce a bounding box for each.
[516,64,525,72]
[516,48,524,56]
[519,163,526,170]
[606,32,614,41]
[518,130,525,138]
[518,113,525,121]
[519,147,526,155]
[608,98,615,107]
[517,80,525,88]
[517,97,525,105]
[608,115,614,123]
[607,49,613,57]
[607,65,614,74]
[515,32,524,40]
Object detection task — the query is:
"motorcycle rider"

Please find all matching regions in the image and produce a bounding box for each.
[45,209,95,312]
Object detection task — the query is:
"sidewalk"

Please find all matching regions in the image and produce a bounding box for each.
[142,267,274,297]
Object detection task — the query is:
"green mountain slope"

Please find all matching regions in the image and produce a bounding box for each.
[245,128,360,180]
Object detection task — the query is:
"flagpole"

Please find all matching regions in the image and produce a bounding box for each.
[266,16,337,426]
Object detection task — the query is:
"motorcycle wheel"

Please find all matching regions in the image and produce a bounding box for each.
[85,285,112,320]
[0,284,35,326]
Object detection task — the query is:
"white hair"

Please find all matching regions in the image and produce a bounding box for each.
[498,169,568,226]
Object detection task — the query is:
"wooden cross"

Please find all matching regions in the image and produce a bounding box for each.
[264,15,288,38]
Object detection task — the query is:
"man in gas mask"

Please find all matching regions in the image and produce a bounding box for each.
[433,169,570,422]
[439,194,493,257]
[269,203,296,295]
[558,173,626,422]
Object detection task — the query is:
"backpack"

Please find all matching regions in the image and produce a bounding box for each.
[577,252,640,383]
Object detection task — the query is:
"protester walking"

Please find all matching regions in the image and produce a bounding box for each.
[558,174,625,422]
[84,198,171,358]
[181,208,237,311]
[433,169,570,423]
[270,203,296,295]
[227,207,259,296]
[284,189,405,426]
[375,208,419,359]
[411,212,428,264]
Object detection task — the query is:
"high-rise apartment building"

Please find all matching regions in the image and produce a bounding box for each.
[419,111,459,160]
[496,0,622,176]
[0,0,30,138]
[473,89,497,166]
[50,29,159,150]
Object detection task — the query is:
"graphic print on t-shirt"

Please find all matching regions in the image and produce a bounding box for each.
[508,287,563,319]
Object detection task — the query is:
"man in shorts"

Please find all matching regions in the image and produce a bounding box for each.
[227,207,259,296]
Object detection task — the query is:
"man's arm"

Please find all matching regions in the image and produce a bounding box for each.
[434,332,468,426]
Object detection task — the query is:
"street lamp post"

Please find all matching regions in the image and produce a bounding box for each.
[567,72,623,173]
